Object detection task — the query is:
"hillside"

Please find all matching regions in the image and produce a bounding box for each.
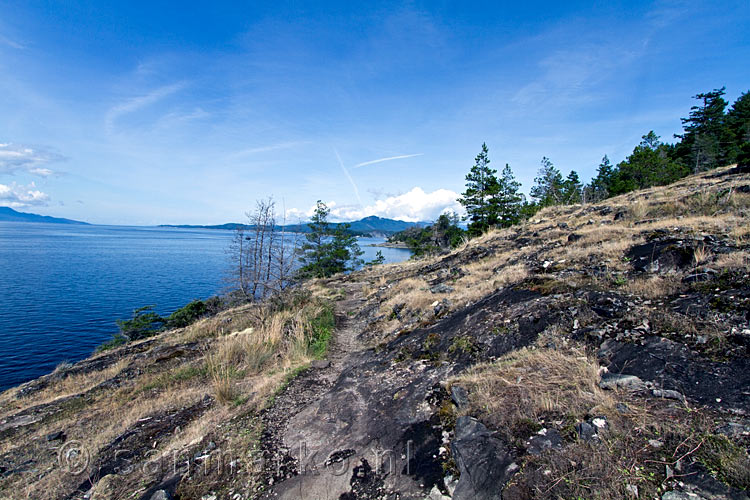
[1,166,749,500]
[0,206,89,225]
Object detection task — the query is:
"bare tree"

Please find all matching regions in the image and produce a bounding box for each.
[227,198,298,301]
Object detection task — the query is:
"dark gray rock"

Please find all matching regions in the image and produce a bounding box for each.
[716,422,750,438]
[392,303,406,320]
[567,233,582,243]
[451,416,515,500]
[433,299,451,318]
[575,416,608,443]
[526,428,563,455]
[450,386,469,409]
[430,284,454,294]
[626,239,695,274]
[652,388,686,402]
[46,430,66,442]
[149,490,171,500]
[311,359,331,369]
[575,422,598,442]
[599,373,647,391]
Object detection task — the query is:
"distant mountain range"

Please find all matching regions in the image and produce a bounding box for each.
[161,215,427,236]
[1,207,426,236]
[0,207,89,225]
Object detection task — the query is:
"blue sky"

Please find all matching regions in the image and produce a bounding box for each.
[0,0,748,225]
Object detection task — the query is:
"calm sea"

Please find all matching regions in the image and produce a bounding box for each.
[0,222,410,391]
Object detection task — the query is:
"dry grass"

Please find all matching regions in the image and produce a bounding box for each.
[714,250,750,271]
[622,275,683,299]
[379,277,434,316]
[731,223,750,244]
[452,345,613,441]
[0,358,129,418]
[692,244,713,266]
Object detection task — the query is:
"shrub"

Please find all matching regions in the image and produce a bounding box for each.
[116,305,165,340]
[167,299,208,328]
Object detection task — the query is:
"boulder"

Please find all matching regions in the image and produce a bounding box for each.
[451,416,515,500]
[450,386,469,409]
[599,373,647,391]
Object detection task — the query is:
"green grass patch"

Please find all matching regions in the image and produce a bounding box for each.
[307,303,336,359]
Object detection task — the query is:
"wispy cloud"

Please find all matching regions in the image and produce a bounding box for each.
[334,148,362,205]
[0,181,49,208]
[105,82,186,133]
[352,153,423,169]
[0,34,24,50]
[229,141,310,158]
[0,143,65,177]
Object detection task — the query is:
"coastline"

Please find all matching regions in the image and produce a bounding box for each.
[372,241,410,249]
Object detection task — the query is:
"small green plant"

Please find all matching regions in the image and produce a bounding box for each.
[366,250,386,266]
[307,304,335,359]
[448,335,478,355]
[423,333,440,350]
[96,333,129,352]
[613,275,628,286]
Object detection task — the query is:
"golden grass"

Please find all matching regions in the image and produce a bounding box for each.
[714,251,750,271]
[0,358,130,419]
[452,344,613,440]
[622,275,683,299]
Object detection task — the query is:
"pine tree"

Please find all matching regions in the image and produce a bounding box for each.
[611,132,687,195]
[562,170,583,205]
[298,201,362,278]
[676,87,729,172]
[588,155,615,202]
[459,143,500,236]
[492,164,525,227]
[726,91,750,164]
[530,157,564,207]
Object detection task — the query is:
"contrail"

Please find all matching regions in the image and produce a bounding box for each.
[352,153,423,169]
[334,148,363,206]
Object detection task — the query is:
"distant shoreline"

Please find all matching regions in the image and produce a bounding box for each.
[373,241,410,249]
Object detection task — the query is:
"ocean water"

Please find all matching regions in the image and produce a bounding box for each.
[0,222,410,391]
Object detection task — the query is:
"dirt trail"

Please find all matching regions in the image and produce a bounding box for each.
[257,280,368,498]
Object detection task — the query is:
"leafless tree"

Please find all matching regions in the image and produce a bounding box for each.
[227,198,298,301]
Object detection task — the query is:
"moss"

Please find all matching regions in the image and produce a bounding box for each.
[697,433,750,489]
[394,346,413,362]
[492,325,510,335]
[423,333,440,350]
[448,335,478,355]
[521,277,571,296]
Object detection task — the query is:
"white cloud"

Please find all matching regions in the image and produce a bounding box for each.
[0,181,50,208]
[0,143,64,176]
[287,187,463,223]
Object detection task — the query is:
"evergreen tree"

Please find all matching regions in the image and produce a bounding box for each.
[432,212,465,249]
[459,143,500,236]
[588,155,615,202]
[492,164,525,227]
[610,132,688,195]
[530,157,564,207]
[726,91,750,164]
[676,87,729,172]
[562,170,583,204]
[298,201,362,278]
